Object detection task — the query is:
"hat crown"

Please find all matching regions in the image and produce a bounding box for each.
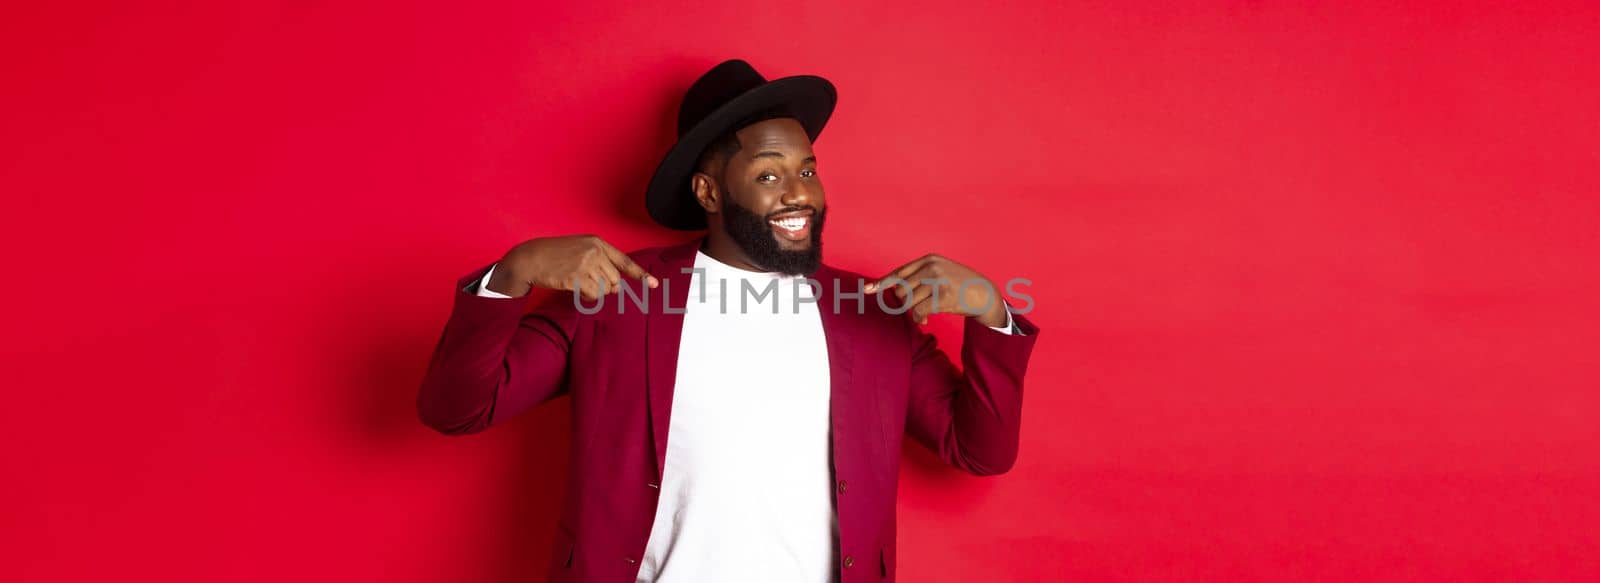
[677,60,769,137]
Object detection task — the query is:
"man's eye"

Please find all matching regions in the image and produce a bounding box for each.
[800,169,816,178]
[758,173,777,183]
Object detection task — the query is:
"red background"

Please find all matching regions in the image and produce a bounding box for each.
[4,2,1598,581]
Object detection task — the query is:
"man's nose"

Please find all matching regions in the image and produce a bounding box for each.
[781,178,817,208]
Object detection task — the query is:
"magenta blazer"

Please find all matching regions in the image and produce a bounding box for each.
[417,238,1039,582]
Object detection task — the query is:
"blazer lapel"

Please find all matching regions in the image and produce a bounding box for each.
[815,265,863,465]
[645,239,700,480]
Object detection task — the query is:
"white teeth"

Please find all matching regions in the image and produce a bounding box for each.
[770,217,807,230]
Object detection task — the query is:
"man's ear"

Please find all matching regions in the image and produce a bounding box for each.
[691,171,720,214]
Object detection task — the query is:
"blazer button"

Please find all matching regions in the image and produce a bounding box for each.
[647,482,660,489]
[624,557,637,564]
[836,480,848,493]
[843,555,854,568]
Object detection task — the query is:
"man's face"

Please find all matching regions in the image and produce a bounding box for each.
[706,117,827,274]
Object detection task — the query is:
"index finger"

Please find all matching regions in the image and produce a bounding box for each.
[602,244,660,288]
[865,255,936,293]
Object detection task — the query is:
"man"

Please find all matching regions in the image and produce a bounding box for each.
[417,59,1039,583]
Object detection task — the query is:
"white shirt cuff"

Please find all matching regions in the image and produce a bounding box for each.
[474,263,513,298]
[985,306,1020,335]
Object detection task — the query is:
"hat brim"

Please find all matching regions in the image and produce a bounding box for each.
[646,75,837,231]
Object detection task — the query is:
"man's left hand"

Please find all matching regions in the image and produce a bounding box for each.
[864,254,1008,327]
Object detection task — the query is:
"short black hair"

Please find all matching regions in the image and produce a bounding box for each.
[694,109,798,176]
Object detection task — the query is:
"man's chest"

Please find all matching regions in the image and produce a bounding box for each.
[670,294,831,428]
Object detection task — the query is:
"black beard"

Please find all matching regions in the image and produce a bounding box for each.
[722,199,826,276]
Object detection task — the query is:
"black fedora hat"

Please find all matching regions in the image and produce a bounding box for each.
[645,59,837,230]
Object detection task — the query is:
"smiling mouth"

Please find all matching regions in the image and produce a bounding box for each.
[767,209,814,242]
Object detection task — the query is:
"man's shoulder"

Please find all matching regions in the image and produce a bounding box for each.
[817,262,870,285]
[622,243,676,264]
[815,262,916,330]
[623,238,700,271]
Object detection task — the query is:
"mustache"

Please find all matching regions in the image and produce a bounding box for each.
[765,206,821,219]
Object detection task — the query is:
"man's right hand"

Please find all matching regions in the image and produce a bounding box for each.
[484,235,659,299]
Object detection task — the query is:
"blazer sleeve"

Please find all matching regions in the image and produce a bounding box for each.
[904,312,1040,475]
[416,261,585,435]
